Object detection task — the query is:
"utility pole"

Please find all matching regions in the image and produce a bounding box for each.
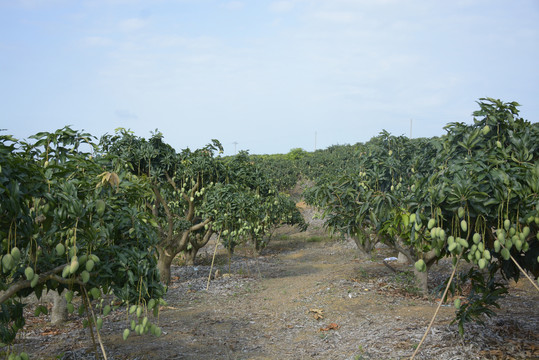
[232,141,238,155]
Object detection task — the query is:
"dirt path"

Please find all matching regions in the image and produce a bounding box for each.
[13,234,539,359]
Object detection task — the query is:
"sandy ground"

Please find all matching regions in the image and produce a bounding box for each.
[10,229,539,360]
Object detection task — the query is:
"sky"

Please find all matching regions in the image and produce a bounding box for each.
[1,0,538,156]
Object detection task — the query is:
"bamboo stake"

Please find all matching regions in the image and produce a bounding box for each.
[206,231,222,291]
[410,256,460,360]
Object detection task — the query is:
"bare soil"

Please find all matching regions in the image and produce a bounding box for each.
[10,228,539,360]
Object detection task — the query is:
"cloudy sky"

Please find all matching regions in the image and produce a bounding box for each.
[1,0,538,156]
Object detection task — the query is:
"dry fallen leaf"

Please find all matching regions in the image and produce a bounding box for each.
[319,323,340,332]
[308,308,324,320]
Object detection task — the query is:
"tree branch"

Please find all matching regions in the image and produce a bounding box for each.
[0,265,83,304]
[164,171,178,191]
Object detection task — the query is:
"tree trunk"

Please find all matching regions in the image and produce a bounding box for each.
[157,247,175,285]
[51,289,68,325]
[182,247,198,266]
[352,236,375,259]
[413,267,429,295]
[397,252,409,264]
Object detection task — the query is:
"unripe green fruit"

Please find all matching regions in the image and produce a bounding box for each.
[103,305,111,316]
[458,207,465,219]
[148,299,156,310]
[504,219,511,230]
[90,287,100,299]
[69,257,79,274]
[86,259,95,272]
[11,247,21,262]
[96,317,103,330]
[473,233,481,244]
[478,258,487,270]
[129,305,137,314]
[154,327,162,337]
[427,219,435,230]
[24,266,35,281]
[482,125,490,135]
[56,243,65,256]
[65,290,74,303]
[496,140,502,148]
[439,229,446,241]
[501,248,510,260]
[96,199,106,216]
[62,265,70,278]
[483,250,491,260]
[81,270,90,283]
[448,242,457,252]
[522,226,530,238]
[454,298,461,309]
[460,220,467,232]
[123,329,130,340]
[478,242,485,253]
[414,259,426,272]
[136,305,143,318]
[494,240,501,252]
[2,254,14,271]
[30,274,39,288]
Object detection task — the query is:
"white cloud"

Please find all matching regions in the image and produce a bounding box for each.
[310,11,357,23]
[223,1,244,10]
[83,36,113,47]
[14,0,67,8]
[118,18,148,32]
[269,1,294,13]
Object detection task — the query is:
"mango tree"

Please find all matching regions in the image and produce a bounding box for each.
[213,152,306,254]
[420,99,539,330]
[306,98,539,329]
[304,132,441,293]
[0,128,164,354]
[101,130,225,284]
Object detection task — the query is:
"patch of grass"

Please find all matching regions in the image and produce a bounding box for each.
[306,235,325,243]
[356,267,370,279]
[393,271,422,297]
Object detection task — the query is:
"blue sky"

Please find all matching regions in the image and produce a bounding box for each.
[1,0,538,156]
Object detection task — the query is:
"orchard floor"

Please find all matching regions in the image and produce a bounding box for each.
[12,232,539,360]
